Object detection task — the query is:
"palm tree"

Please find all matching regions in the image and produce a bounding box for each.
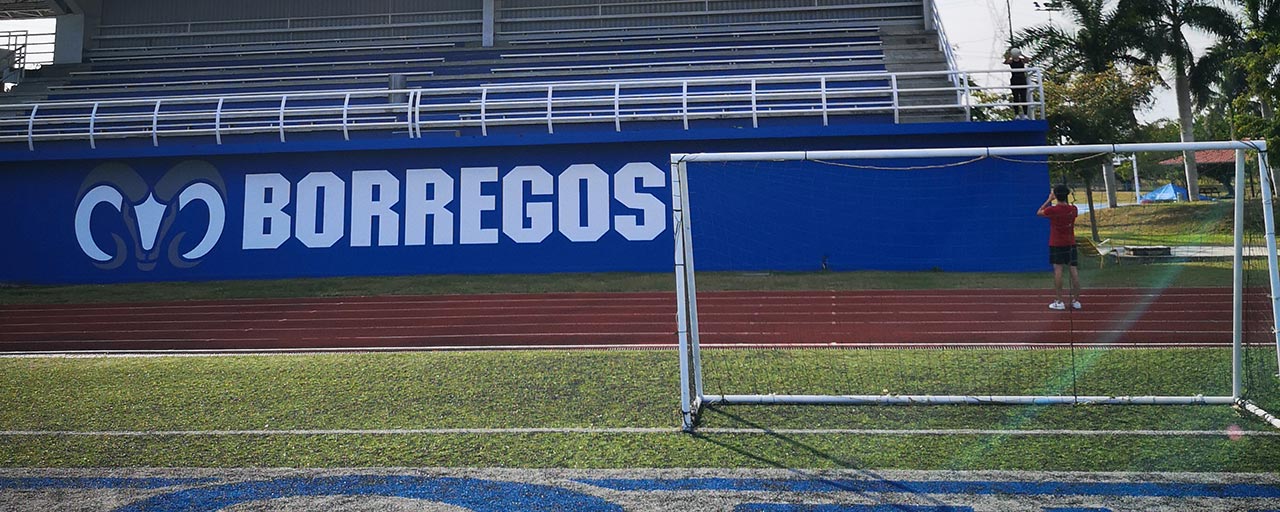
[1013,0,1149,74]
[1190,45,1245,137]
[1131,0,1237,200]
[1191,0,1279,132]
[1230,0,1280,120]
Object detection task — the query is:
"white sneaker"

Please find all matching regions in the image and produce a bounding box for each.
[1071,300,1082,310]
[1049,300,1066,310]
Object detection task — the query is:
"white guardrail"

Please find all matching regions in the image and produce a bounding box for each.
[0,68,1044,150]
[927,0,964,98]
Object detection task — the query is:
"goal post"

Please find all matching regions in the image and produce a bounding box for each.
[670,140,1278,432]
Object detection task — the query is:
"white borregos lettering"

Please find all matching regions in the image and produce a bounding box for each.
[240,162,666,249]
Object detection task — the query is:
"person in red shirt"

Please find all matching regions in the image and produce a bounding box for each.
[1037,184,1081,310]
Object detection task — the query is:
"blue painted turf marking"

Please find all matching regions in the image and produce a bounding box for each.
[0,477,215,489]
[578,478,1280,499]
[735,505,974,511]
[109,476,622,512]
[1044,508,1113,512]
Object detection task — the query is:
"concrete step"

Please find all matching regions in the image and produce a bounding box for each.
[886,62,950,73]
[899,111,968,123]
[879,23,965,123]
[884,57,948,67]
[896,77,960,86]
[880,26,950,73]
[898,95,962,107]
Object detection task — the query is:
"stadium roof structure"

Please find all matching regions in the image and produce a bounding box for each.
[1158,149,1239,166]
[0,0,72,19]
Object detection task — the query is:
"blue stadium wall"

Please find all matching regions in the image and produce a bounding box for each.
[0,121,1047,284]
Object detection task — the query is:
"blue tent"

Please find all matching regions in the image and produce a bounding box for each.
[1139,183,1213,203]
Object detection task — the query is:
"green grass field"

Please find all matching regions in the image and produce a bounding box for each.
[1078,198,1272,246]
[1,349,1277,470]
[2,201,1279,471]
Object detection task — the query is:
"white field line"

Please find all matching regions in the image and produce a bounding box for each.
[1,427,1277,436]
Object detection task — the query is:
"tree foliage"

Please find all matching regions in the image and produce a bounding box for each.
[1013,0,1150,74]
[1041,66,1160,203]
[1229,39,1280,151]
[1044,66,1159,145]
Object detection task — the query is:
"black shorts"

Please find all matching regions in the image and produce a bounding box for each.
[1049,245,1078,266]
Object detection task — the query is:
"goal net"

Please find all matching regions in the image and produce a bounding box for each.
[671,141,1280,431]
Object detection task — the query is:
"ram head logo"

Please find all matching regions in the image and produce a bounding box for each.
[74,161,227,271]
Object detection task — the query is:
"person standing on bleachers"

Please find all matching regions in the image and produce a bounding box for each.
[1004,48,1032,119]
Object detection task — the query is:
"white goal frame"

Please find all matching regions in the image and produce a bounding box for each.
[670,140,1279,431]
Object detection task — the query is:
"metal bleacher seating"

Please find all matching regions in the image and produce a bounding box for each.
[0,27,906,145]
[0,0,1022,149]
[31,29,884,99]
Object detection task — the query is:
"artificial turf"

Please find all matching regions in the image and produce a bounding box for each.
[1,349,1276,470]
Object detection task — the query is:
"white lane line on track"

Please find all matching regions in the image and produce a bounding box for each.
[0,427,1275,436]
[4,304,1254,320]
[0,342,1250,357]
[0,321,1241,337]
[0,311,1240,324]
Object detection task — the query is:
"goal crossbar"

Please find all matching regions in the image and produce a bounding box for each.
[670,140,1278,432]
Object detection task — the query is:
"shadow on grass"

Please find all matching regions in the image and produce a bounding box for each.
[692,405,956,505]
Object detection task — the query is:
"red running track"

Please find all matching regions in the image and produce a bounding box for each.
[0,288,1274,352]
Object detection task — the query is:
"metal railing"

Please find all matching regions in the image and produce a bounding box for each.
[0,30,29,84]
[929,0,962,98]
[0,68,1044,150]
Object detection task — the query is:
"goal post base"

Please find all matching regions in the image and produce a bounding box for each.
[681,394,1244,433]
[681,397,704,432]
[701,394,1239,406]
[1238,399,1280,429]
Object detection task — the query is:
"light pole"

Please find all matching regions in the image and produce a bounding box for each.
[1007,0,1014,46]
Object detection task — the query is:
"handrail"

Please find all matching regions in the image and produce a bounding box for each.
[820,76,829,126]
[214,98,224,144]
[0,30,29,84]
[890,74,900,124]
[0,68,1045,150]
[928,0,963,99]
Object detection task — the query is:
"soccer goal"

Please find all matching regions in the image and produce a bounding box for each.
[670,140,1280,431]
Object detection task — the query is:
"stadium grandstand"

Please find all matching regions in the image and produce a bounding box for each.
[0,0,1047,285]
